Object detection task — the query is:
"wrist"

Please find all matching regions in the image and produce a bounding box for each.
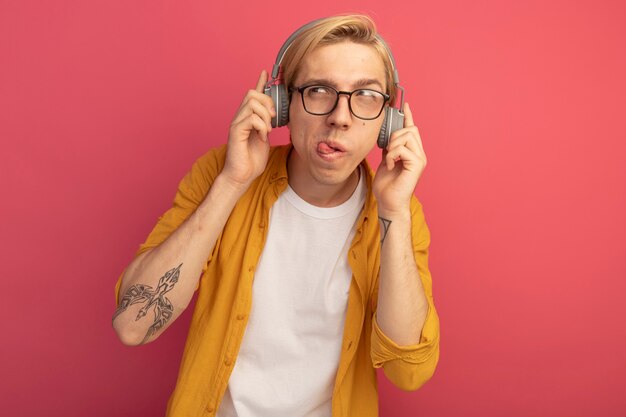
[377,206,411,222]
[213,172,253,196]
[197,174,249,215]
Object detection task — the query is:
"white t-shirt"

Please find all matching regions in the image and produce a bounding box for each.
[216,167,367,417]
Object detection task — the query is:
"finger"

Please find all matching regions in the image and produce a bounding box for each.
[255,70,268,93]
[398,105,425,155]
[239,89,276,117]
[409,122,425,156]
[249,99,273,132]
[231,112,269,143]
[381,149,395,171]
[385,134,420,167]
[386,151,394,170]
[249,114,269,142]
[403,102,414,128]
[399,134,426,167]
[385,146,403,170]
[388,129,420,155]
[233,98,273,131]
[385,145,420,171]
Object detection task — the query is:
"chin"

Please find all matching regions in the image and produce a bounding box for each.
[310,165,356,186]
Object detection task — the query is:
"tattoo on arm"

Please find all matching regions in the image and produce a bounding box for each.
[113,263,182,344]
[379,216,392,246]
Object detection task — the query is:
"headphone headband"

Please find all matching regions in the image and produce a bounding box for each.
[270,17,401,91]
[270,18,324,80]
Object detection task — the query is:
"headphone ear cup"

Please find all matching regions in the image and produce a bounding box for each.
[377,109,390,149]
[265,84,290,128]
[377,107,405,149]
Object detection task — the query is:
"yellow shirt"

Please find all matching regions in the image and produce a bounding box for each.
[115,144,440,417]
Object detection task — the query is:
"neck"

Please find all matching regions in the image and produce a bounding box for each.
[287,151,361,208]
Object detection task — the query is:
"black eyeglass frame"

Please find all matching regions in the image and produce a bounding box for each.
[289,85,390,121]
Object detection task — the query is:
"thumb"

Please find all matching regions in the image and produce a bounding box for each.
[255,70,269,93]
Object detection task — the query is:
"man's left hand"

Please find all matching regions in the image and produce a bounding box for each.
[373,102,427,215]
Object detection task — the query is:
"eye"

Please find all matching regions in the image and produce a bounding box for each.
[355,89,378,98]
[307,85,333,95]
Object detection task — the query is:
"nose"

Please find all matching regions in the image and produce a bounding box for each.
[326,93,352,128]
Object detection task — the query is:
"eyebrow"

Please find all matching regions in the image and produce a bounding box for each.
[300,78,385,91]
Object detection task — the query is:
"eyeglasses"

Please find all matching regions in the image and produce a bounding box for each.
[289,85,390,120]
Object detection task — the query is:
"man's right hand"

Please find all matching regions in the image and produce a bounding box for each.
[221,70,276,190]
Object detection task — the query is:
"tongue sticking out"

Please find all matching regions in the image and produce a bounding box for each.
[318,142,338,154]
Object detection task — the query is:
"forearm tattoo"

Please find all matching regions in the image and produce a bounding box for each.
[113,264,182,344]
[379,216,392,246]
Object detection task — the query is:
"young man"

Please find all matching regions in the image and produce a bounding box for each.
[113,15,439,417]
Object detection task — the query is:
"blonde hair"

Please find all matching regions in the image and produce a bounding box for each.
[280,15,398,105]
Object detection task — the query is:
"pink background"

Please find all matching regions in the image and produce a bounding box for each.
[2,0,625,416]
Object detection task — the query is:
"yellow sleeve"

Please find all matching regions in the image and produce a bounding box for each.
[114,145,227,305]
[370,196,440,391]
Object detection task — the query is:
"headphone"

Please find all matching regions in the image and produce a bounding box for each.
[264,18,405,149]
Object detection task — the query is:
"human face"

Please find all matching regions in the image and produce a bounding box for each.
[287,41,387,200]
